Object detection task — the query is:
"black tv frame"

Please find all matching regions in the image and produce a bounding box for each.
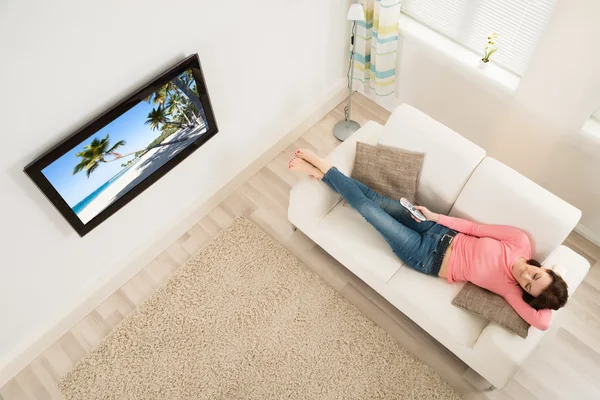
[24,54,218,237]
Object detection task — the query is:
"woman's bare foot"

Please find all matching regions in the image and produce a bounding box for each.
[288,157,324,179]
[294,148,331,173]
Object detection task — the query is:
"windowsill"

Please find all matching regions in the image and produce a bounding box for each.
[398,13,521,93]
[574,118,600,156]
[580,118,600,141]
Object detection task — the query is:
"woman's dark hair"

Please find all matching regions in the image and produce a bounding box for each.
[521,259,569,310]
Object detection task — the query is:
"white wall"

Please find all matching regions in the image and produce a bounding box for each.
[3,0,599,380]
[0,0,346,367]
[381,0,600,239]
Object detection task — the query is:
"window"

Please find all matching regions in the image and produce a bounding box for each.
[401,0,556,76]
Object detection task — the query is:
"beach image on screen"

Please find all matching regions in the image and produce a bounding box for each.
[42,69,208,224]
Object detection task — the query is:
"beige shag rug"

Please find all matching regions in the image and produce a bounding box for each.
[59,217,463,400]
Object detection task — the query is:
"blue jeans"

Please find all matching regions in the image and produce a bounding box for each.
[321,167,450,276]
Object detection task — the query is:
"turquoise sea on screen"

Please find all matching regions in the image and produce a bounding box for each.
[72,165,132,215]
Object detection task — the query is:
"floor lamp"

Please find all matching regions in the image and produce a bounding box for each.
[334,2,366,141]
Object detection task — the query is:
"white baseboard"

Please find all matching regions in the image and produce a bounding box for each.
[0,78,347,387]
[574,223,600,248]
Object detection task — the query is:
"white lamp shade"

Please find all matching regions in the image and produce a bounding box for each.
[347,3,365,21]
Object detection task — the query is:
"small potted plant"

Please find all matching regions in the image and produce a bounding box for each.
[479,33,498,69]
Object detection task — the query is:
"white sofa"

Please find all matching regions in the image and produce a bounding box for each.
[287,104,590,389]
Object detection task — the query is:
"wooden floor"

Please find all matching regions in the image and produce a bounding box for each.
[2,95,600,400]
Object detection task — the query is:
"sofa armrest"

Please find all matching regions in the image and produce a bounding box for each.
[472,245,590,387]
[471,322,548,388]
[288,177,342,227]
[542,245,591,293]
[288,120,385,228]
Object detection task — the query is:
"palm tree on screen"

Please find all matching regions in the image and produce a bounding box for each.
[72,135,126,177]
[73,132,198,178]
[165,92,192,125]
[180,74,207,126]
[145,106,184,131]
[144,82,172,106]
[144,71,207,127]
[173,76,205,125]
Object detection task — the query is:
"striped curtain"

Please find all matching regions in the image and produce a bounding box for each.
[353,0,402,97]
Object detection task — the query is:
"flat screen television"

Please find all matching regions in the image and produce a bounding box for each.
[24,54,218,237]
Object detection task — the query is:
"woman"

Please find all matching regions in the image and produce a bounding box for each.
[288,149,569,331]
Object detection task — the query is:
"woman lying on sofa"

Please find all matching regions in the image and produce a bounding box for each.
[288,149,568,331]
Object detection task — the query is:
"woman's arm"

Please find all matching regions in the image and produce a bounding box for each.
[503,291,551,331]
[414,206,528,244]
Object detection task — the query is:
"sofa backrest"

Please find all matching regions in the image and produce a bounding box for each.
[378,104,486,215]
[450,157,582,261]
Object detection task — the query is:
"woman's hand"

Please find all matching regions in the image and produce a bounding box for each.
[412,205,440,223]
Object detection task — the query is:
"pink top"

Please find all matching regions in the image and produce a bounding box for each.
[437,215,551,331]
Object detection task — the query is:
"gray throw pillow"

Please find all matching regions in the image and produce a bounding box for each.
[452,283,530,338]
[351,142,424,203]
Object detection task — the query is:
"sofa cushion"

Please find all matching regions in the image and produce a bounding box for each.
[377,104,485,215]
[317,202,404,283]
[351,142,424,203]
[452,283,530,338]
[385,267,489,347]
[450,157,582,262]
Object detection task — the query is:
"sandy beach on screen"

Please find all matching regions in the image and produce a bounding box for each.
[77,124,207,223]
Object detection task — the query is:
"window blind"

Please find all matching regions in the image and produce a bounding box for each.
[401,0,556,76]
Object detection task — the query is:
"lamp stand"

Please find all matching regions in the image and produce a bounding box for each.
[334,21,361,141]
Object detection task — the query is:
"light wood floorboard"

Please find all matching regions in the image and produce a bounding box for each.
[2,94,599,399]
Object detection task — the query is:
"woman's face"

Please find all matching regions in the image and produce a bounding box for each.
[514,262,552,297]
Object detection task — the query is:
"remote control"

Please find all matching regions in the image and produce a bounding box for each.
[400,198,427,221]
